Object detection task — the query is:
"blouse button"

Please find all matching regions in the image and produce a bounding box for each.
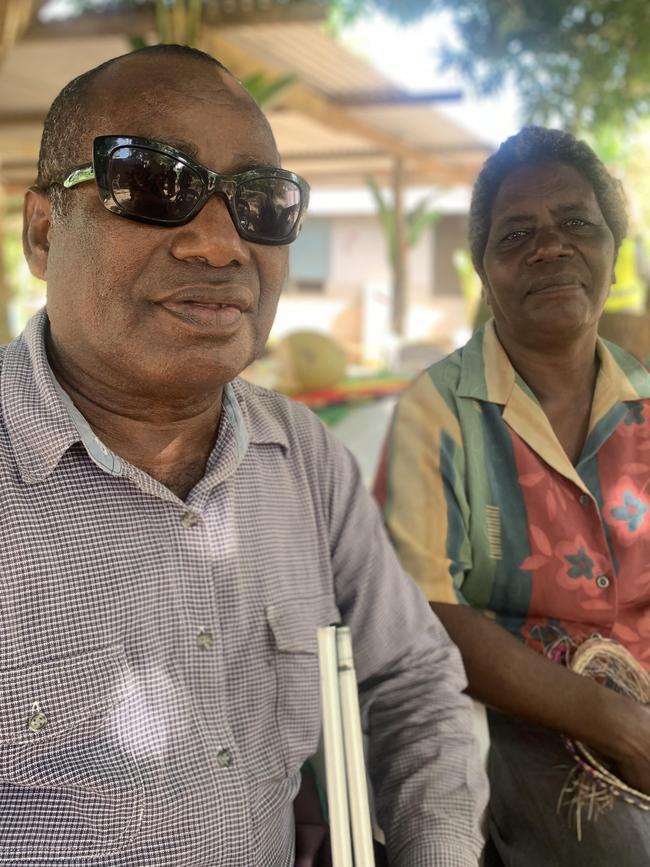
[596,574,610,590]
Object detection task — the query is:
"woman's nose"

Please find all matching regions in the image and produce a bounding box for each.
[526,226,573,265]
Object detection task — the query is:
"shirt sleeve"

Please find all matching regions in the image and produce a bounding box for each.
[321,425,488,867]
[374,371,472,604]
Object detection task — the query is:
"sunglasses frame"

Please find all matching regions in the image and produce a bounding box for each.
[62,135,310,246]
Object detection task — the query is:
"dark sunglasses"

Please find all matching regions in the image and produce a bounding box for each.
[61,135,310,246]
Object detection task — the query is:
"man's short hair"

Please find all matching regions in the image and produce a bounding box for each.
[35,44,228,220]
[469,125,628,275]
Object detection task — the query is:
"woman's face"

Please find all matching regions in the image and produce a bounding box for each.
[481,161,616,347]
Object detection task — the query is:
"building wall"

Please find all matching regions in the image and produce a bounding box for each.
[434,214,470,297]
[279,212,472,361]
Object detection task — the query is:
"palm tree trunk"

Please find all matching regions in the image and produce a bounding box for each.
[391,157,407,337]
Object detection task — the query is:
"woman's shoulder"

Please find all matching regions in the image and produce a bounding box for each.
[402,327,488,409]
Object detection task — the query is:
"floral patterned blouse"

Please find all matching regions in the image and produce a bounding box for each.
[376,320,650,668]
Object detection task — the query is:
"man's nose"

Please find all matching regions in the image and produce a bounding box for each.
[169,194,251,268]
[526,225,573,265]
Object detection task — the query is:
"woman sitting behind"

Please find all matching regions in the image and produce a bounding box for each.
[376,126,650,866]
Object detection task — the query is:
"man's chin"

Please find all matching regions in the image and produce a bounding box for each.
[125,344,254,396]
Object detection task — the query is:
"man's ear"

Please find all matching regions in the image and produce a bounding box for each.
[23,189,52,281]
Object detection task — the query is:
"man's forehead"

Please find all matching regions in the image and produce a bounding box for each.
[86,54,254,130]
[92,52,237,96]
[79,55,278,167]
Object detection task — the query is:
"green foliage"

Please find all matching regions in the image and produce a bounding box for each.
[241,71,296,108]
[405,196,441,247]
[366,176,440,265]
[328,0,435,28]
[331,0,650,134]
[429,0,650,132]
[154,0,202,46]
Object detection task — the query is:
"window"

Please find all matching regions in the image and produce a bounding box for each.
[289,219,331,293]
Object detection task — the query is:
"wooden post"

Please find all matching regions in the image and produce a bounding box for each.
[0,185,12,344]
[391,157,407,337]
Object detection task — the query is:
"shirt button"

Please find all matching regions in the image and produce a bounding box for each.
[596,574,610,589]
[180,511,200,529]
[579,493,591,506]
[196,628,214,651]
[215,748,233,768]
[28,707,48,733]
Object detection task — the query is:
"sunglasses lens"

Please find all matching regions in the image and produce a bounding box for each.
[235,177,303,242]
[108,146,203,222]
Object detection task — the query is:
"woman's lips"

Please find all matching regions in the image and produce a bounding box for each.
[528,274,584,295]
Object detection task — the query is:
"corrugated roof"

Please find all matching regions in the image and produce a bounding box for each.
[0,13,492,189]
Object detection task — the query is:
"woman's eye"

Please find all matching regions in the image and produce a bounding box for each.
[564,217,589,228]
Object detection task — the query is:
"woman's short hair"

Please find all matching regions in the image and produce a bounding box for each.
[469,126,628,274]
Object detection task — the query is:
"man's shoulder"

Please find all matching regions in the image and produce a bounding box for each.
[233,376,319,422]
[0,342,8,417]
[232,378,355,490]
[232,377,335,451]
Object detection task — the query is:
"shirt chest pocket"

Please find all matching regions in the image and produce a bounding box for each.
[0,646,143,862]
[266,595,340,777]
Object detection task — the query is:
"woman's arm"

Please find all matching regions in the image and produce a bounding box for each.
[432,601,650,793]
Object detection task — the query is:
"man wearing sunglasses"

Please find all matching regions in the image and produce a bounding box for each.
[5,44,487,865]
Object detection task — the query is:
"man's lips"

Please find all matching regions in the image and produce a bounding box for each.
[162,300,243,329]
[156,285,254,331]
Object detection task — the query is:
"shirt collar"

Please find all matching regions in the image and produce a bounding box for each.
[457,317,650,409]
[2,309,288,486]
[1,309,80,484]
[457,319,516,404]
[455,317,650,493]
[229,378,290,451]
[590,336,650,424]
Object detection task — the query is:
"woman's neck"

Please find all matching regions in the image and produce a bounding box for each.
[493,321,600,464]
[493,321,599,404]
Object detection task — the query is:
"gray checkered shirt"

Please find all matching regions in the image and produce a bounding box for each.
[0,310,487,866]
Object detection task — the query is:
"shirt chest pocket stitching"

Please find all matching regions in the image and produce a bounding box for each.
[0,645,134,744]
[0,645,144,860]
[266,596,341,655]
[266,596,340,777]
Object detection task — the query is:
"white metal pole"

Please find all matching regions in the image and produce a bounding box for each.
[336,627,376,867]
[318,626,353,867]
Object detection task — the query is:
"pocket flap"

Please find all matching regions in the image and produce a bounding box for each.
[267,596,341,655]
[0,646,134,744]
